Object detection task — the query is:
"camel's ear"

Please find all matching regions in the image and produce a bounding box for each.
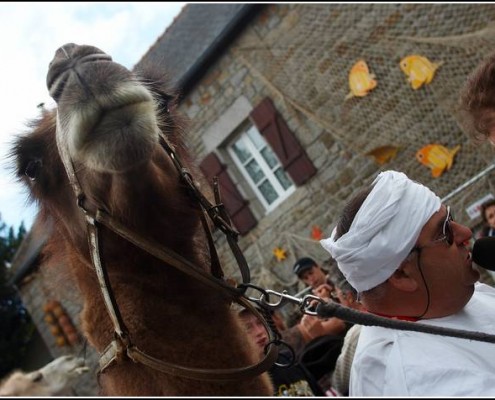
[387,260,419,292]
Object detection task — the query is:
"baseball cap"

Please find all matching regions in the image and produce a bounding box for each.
[293,257,317,276]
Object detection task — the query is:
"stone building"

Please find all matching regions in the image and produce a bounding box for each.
[137,3,495,296]
[8,218,100,395]
[8,3,495,395]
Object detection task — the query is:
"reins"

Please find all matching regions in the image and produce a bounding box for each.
[55,116,279,381]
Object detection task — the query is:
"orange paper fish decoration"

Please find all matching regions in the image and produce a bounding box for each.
[273,247,287,262]
[365,145,401,165]
[400,55,443,90]
[345,60,377,100]
[311,226,323,241]
[416,144,461,178]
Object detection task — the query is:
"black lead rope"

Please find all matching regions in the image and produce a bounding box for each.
[244,283,495,345]
[316,301,495,344]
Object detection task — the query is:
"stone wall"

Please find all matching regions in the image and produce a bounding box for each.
[16,268,99,395]
[178,4,495,306]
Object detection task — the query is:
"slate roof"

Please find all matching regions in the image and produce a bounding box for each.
[134,3,264,98]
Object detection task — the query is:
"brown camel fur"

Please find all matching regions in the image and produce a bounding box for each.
[10,43,274,396]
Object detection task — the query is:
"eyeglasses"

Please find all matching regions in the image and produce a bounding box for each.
[434,205,455,246]
[412,205,454,252]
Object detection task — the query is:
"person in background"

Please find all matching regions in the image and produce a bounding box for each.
[289,257,350,393]
[293,257,336,296]
[292,256,347,331]
[458,52,495,286]
[459,50,495,147]
[237,306,325,396]
[277,258,347,358]
[479,199,495,238]
[330,275,366,396]
[270,287,346,365]
[320,170,495,396]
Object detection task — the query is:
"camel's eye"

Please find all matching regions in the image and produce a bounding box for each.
[25,159,43,181]
[157,96,171,114]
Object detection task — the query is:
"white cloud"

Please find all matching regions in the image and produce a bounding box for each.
[0,1,186,230]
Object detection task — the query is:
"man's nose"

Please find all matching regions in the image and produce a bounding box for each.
[453,221,472,245]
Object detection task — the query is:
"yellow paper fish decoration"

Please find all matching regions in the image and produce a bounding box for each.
[273,247,287,262]
[345,60,377,101]
[400,55,443,90]
[365,145,401,165]
[416,144,461,178]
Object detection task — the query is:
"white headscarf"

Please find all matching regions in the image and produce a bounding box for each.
[320,170,441,292]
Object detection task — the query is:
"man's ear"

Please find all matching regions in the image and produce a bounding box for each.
[387,260,419,292]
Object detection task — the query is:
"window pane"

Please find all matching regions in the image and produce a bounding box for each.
[245,159,265,183]
[259,180,278,205]
[228,123,296,211]
[274,168,293,190]
[247,126,265,150]
[260,147,278,169]
[232,139,251,163]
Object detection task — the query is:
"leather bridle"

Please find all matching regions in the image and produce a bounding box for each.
[54,115,279,382]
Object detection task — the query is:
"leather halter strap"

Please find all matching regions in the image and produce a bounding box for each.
[55,115,278,381]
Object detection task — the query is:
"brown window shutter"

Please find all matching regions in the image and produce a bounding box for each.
[199,152,257,235]
[249,97,316,186]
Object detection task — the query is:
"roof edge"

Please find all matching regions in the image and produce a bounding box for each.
[177,3,266,101]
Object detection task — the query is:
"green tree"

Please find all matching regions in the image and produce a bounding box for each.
[0,216,34,379]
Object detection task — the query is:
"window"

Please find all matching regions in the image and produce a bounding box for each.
[199,96,316,235]
[228,124,295,212]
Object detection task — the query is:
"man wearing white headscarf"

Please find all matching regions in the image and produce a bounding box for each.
[320,170,495,396]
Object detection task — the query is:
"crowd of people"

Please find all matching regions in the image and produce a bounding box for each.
[234,52,495,397]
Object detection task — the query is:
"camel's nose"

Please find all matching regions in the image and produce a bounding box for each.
[46,43,112,102]
[52,43,78,63]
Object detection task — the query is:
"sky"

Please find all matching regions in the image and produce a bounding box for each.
[0,1,187,231]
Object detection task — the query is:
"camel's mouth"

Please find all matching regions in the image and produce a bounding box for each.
[61,83,155,150]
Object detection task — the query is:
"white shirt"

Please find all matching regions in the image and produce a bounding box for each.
[350,282,495,396]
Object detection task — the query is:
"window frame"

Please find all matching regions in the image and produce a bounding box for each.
[227,122,296,213]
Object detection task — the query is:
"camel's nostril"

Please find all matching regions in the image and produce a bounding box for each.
[48,72,69,103]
